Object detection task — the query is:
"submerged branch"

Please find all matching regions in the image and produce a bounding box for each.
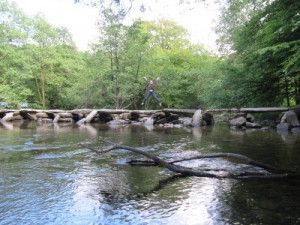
[81,141,293,180]
[168,153,282,172]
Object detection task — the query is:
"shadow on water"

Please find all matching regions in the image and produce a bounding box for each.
[0,121,300,224]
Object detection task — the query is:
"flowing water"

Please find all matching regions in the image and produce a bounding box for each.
[0,121,300,225]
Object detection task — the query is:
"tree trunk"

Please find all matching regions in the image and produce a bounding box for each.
[284,75,290,107]
[33,68,43,107]
[295,77,300,105]
[115,50,120,109]
[110,49,114,81]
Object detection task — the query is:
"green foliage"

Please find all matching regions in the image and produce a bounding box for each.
[0,0,83,109]
[1,0,299,110]
[217,0,300,107]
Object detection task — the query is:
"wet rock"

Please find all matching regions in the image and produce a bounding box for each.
[144,117,154,126]
[234,113,246,119]
[1,112,14,121]
[180,117,192,126]
[131,121,143,125]
[291,127,300,133]
[280,110,300,126]
[164,123,174,128]
[276,123,291,131]
[229,117,246,127]
[191,109,202,127]
[58,112,73,118]
[36,112,49,118]
[261,127,270,131]
[38,118,53,123]
[107,119,130,125]
[246,122,262,128]
[155,114,179,125]
[12,115,23,120]
[246,113,255,122]
[191,110,214,127]
[203,112,214,125]
[261,119,276,128]
[58,118,73,123]
[120,113,131,120]
[107,120,119,125]
[174,124,183,128]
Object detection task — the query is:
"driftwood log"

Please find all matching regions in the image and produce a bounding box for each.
[81,141,295,180]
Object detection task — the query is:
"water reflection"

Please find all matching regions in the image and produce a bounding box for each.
[277,130,299,144]
[0,121,13,130]
[78,124,98,137]
[0,122,300,224]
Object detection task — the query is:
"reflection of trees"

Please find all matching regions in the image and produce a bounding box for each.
[131,174,188,197]
[97,171,188,202]
[221,179,300,225]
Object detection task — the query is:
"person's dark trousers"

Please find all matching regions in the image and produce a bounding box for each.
[142,91,160,104]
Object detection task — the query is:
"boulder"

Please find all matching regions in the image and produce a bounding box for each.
[229,117,246,127]
[107,120,118,126]
[120,113,131,120]
[261,127,270,131]
[280,110,300,126]
[155,114,178,125]
[203,112,214,125]
[191,110,214,127]
[276,123,291,132]
[191,109,202,127]
[58,118,73,123]
[246,122,262,128]
[291,127,300,133]
[36,112,49,118]
[261,119,276,127]
[144,117,154,126]
[38,118,53,123]
[107,119,130,125]
[1,112,14,121]
[180,117,192,127]
[174,124,183,128]
[246,113,255,122]
[58,112,73,118]
[12,115,23,120]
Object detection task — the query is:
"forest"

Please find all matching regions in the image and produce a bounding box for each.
[0,0,299,110]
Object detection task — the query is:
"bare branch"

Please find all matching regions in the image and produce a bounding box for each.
[168,153,282,172]
[81,141,293,180]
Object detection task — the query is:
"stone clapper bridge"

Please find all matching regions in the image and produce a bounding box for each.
[0,107,297,129]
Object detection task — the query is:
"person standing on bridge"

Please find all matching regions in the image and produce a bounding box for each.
[141,77,162,106]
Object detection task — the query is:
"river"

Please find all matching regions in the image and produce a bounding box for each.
[0,121,300,225]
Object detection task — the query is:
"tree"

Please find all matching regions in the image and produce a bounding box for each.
[141,19,215,109]
[97,5,130,109]
[216,0,300,107]
[0,0,33,106]
[93,2,154,109]
[216,0,273,55]
[0,0,84,109]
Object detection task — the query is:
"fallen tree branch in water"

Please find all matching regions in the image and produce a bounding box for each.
[167,153,282,172]
[80,141,295,180]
